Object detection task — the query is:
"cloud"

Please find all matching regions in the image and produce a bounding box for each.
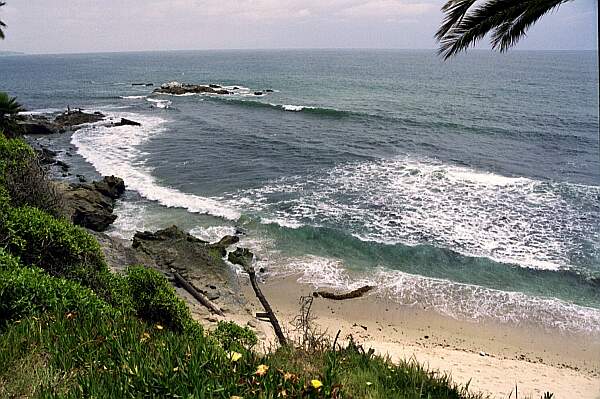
[144,0,436,21]
[0,0,595,53]
[337,0,435,18]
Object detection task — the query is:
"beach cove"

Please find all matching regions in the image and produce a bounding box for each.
[3,49,599,398]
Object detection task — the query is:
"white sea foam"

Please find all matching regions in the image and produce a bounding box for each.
[19,108,64,116]
[71,112,240,221]
[223,157,600,271]
[121,95,147,99]
[189,225,238,243]
[270,254,600,334]
[108,200,150,239]
[146,98,172,109]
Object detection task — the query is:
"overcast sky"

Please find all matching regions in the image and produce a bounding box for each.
[0,0,597,54]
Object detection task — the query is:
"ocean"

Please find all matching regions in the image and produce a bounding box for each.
[2,49,599,334]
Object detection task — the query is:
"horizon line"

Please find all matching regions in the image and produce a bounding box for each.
[1,47,598,56]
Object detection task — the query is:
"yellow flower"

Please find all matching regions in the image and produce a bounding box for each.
[173,367,179,372]
[230,396,243,399]
[228,351,243,362]
[366,381,373,386]
[155,324,164,330]
[310,379,323,389]
[255,364,269,376]
[140,332,151,343]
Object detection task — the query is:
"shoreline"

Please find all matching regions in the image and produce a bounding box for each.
[23,113,600,399]
[239,273,600,399]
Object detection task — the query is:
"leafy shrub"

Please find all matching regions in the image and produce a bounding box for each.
[0,133,32,173]
[0,133,64,217]
[212,321,258,351]
[0,248,21,272]
[125,266,195,332]
[0,206,106,277]
[0,264,110,326]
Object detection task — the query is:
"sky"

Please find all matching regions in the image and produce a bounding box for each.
[0,0,597,54]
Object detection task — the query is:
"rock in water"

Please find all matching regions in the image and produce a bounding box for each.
[54,110,104,129]
[113,118,141,127]
[228,248,254,270]
[154,82,231,96]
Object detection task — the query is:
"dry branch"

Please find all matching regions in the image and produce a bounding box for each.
[244,266,287,346]
[170,268,224,316]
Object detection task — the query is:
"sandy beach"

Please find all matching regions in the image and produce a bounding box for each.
[210,274,600,399]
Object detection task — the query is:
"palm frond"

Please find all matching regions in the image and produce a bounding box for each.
[0,1,5,40]
[436,0,573,59]
[436,0,478,39]
[491,0,566,51]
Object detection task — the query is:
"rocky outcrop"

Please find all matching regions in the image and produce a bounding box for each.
[92,175,125,199]
[154,81,231,96]
[20,121,56,135]
[21,110,106,135]
[53,110,105,129]
[60,176,125,232]
[131,225,246,312]
[228,247,254,270]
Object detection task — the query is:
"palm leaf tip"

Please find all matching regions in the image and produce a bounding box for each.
[435,0,573,59]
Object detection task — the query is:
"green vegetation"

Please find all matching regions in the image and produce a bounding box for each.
[436,0,574,58]
[212,320,259,351]
[125,265,197,333]
[0,130,490,397]
[0,133,63,216]
[0,92,24,136]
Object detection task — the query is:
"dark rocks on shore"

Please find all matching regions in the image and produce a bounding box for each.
[209,235,241,257]
[54,110,105,128]
[254,91,263,96]
[55,160,70,172]
[60,176,125,232]
[21,110,106,135]
[20,121,56,135]
[265,89,274,93]
[132,83,154,86]
[215,235,240,248]
[228,247,254,270]
[154,82,231,96]
[131,225,245,312]
[93,175,125,199]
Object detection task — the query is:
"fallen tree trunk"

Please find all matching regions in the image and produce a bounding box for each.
[313,285,374,300]
[170,268,225,316]
[245,267,287,346]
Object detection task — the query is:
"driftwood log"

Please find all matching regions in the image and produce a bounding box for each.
[244,266,287,346]
[170,268,225,316]
[313,285,374,300]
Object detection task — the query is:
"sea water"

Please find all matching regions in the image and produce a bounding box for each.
[2,49,599,333]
